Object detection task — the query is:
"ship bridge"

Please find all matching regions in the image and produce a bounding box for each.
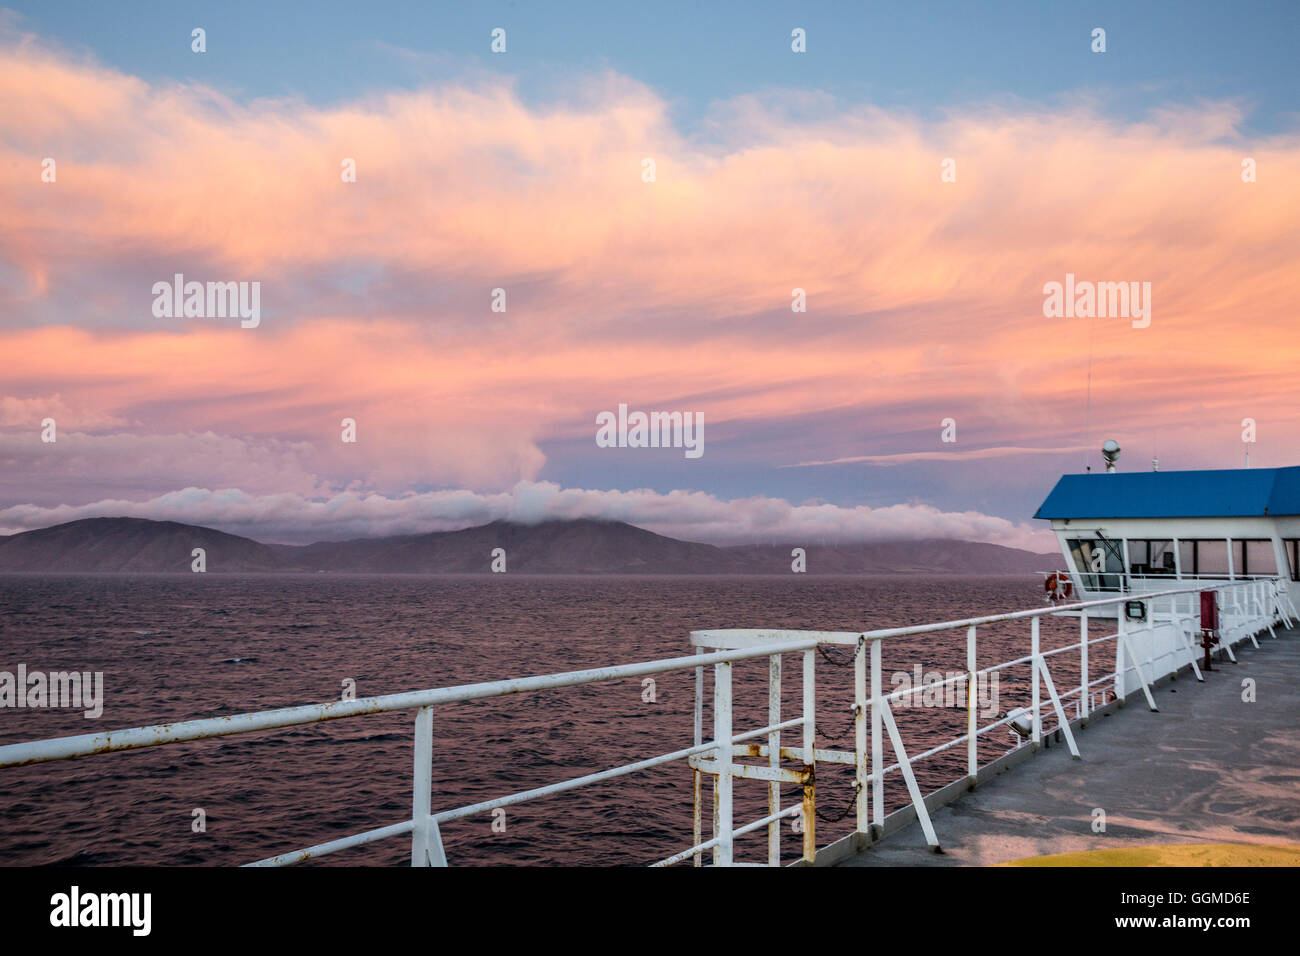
[1035,465,1300,612]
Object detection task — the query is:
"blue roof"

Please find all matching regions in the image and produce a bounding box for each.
[1035,466,1300,520]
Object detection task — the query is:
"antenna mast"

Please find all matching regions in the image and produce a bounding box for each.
[1083,312,1096,473]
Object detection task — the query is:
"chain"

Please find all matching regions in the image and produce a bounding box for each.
[782,780,861,824]
[815,706,857,744]
[817,643,855,667]
[815,781,862,823]
[777,638,868,822]
[813,637,865,744]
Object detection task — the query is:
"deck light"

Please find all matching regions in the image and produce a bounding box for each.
[1005,707,1034,739]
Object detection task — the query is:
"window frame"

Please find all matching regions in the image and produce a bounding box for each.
[1066,537,1125,591]
[1125,538,1176,576]
[1176,538,1232,577]
[1232,539,1279,577]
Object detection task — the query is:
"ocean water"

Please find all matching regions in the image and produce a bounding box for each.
[0,574,1095,866]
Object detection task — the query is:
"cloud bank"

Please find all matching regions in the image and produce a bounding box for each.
[0,482,1054,552]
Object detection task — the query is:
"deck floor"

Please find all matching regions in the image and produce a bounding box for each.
[838,625,1300,866]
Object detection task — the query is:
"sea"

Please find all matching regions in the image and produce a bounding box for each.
[0,573,1095,866]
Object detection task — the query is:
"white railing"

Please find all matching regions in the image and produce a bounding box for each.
[0,641,821,867]
[687,575,1296,863]
[1068,570,1280,595]
[1,577,1294,867]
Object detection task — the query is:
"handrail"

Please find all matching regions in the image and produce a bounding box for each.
[1066,570,1278,592]
[0,640,815,768]
[692,580,1245,647]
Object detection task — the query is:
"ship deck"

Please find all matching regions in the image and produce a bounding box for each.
[835,624,1300,866]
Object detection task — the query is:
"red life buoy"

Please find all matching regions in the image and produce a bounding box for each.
[1045,573,1058,593]
[1062,581,1073,598]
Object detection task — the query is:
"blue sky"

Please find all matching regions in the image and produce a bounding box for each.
[12,1,1299,132]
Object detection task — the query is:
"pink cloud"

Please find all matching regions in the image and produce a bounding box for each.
[0,30,1297,514]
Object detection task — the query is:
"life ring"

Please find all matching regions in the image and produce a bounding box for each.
[1045,573,1059,593]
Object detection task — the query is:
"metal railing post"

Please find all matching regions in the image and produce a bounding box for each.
[1079,611,1089,720]
[1117,609,1127,705]
[1031,617,1041,744]
[411,705,447,867]
[1259,581,1276,638]
[854,636,868,834]
[1239,584,1260,648]
[768,652,782,866]
[966,625,977,781]
[871,638,884,827]
[693,646,704,867]
[713,661,733,867]
[801,649,816,863]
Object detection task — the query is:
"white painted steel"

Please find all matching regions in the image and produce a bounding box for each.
[713,661,733,867]
[871,638,884,828]
[411,705,447,867]
[801,649,816,862]
[768,653,782,866]
[1079,611,1089,719]
[965,626,977,780]
[855,636,869,832]
[1031,617,1042,744]
[0,642,815,768]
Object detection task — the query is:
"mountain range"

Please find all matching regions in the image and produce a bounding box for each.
[0,516,1058,575]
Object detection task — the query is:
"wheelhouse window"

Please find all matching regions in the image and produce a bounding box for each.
[1127,539,1175,576]
[1231,539,1278,577]
[1286,540,1300,582]
[1067,537,1125,591]
[1177,539,1230,577]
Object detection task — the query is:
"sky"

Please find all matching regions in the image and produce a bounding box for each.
[1,2,1298,549]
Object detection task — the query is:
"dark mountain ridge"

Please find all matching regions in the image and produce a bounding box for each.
[0,516,1059,574]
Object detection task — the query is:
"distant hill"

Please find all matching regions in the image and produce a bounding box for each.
[0,517,287,572]
[275,518,737,573]
[0,516,1059,574]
